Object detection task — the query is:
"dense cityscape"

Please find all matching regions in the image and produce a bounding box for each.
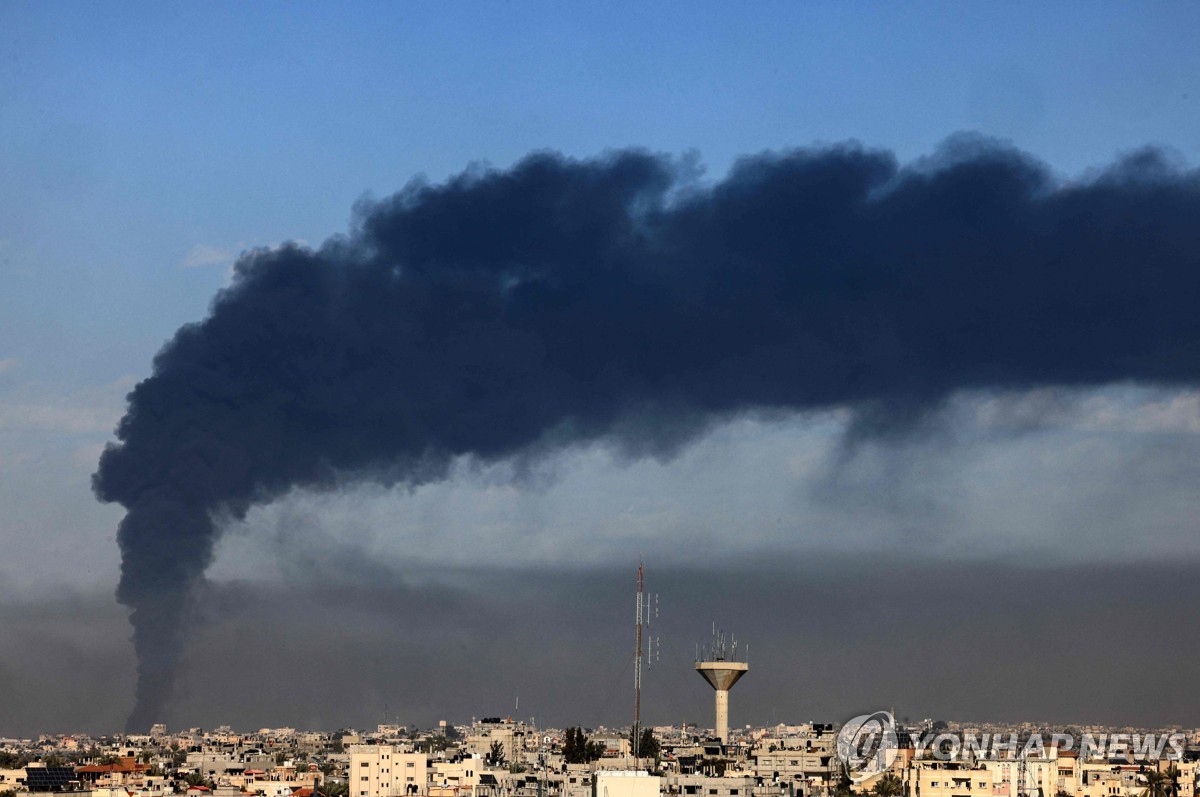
[3,717,1199,797]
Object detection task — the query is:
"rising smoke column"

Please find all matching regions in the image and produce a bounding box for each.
[94,138,1200,730]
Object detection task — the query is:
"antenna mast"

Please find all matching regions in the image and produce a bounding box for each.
[634,562,644,757]
[632,562,660,760]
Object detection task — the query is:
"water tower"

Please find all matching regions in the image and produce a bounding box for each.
[694,626,748,744]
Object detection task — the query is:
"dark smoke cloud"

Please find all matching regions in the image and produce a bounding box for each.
[94,137,1200,730]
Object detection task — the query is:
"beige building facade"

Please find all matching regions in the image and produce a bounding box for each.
[349,744,429,797]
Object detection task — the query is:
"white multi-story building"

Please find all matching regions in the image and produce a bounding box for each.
[349,744,429,797]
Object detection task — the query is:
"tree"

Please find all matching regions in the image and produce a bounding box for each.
[0,753,27,769]
[1143,769,1171,797]
[41,754,68,768]
[630,727,660,760]
[1164,765,1181,797]
[873,773,903,797]
[419,736,451,754]
[832,761,854,797]
[486,741,507,768]
[562,728,582,764]
[182,772,215,791]
[563,728,605,764]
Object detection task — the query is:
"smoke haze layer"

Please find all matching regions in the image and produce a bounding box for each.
[94,138,1200,729]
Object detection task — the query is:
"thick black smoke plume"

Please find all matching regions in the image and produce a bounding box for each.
[95,137,1200,729]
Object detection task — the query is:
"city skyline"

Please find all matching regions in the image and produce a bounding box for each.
[3,714,1200,797]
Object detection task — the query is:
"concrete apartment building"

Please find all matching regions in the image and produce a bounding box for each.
[1077,764,1167,797]
[980,755,1061,797]
[1,768,27,790]
[465,721,524,766]
[1174,760,1200,797]
[594,772,661,797]
[751,724,836,796]
[663,774,756,797]
[896,744,1081,797]
[429,757,487,797]
[186,750,277,780]
[884,743,1197,797]
[902,762,997,797]
[349,745,429,797]
[562,764,597,797]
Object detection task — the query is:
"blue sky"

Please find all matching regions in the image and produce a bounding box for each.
[3,2,1200,732]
